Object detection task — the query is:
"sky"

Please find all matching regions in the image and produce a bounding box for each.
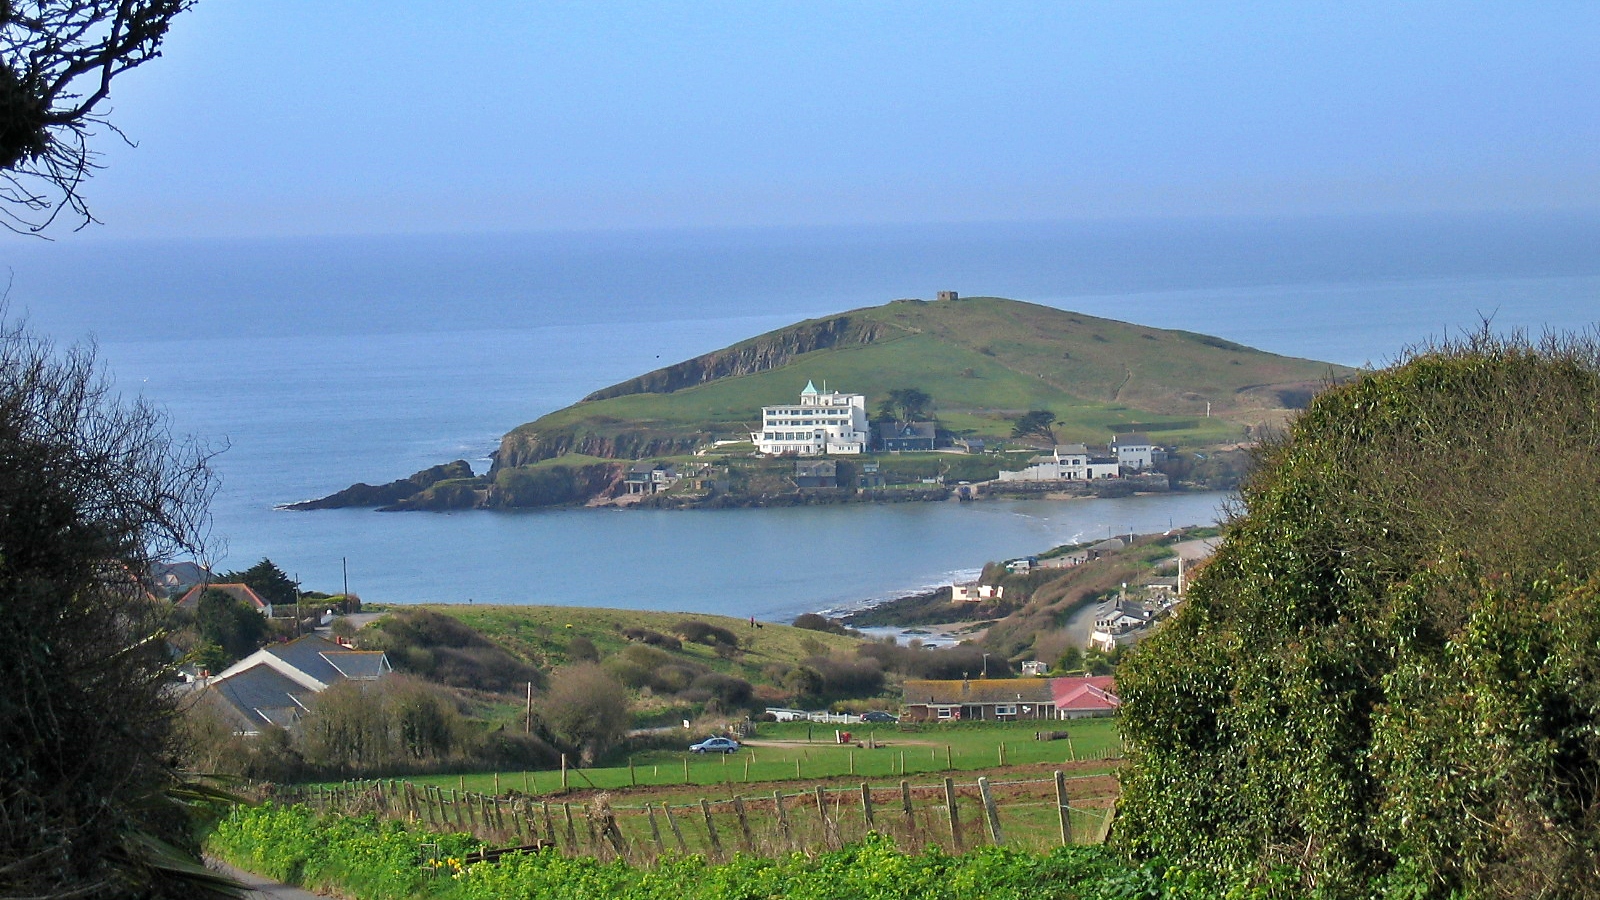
[46,2,1600,238]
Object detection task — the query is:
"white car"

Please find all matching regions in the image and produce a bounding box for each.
[689,736,740,754]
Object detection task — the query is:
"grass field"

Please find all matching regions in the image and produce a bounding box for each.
[396,718,1121,797]
[299,720,1126,856]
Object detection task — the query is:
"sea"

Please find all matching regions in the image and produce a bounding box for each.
[5,212,1597,621]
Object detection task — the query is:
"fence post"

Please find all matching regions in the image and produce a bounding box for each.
[541,800,557,847]
[772,790,792,849]
[562,754,569,791]
[945,745,953,770]
[998,742,1007,767]
[732,796,754,853]
[943,777,963,850]
[1055,770,1073,846]
[815,785,838,849]
[977,776,1005,845]
[900,780,913,823]
[646,802,665,853]
[859,782,875,828]
[699,799,723,858]
[563,803,577,848]
[662,803,688,853]
[630,757,637,787]
[511,799,528,843]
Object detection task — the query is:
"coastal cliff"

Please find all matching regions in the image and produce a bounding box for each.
[581,314,887,401]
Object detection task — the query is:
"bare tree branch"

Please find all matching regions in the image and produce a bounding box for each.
[0,0,194,233]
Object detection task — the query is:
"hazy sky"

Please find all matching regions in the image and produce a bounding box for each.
[63,2,1600,238]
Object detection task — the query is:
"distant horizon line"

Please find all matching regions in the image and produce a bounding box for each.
[22,206,1600,248]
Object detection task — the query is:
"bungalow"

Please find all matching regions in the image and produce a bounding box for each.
[900,678,1058,722]
[1088,598,1158,652]
[1004,556,1037,574]
[794,459,839,488]
[176,582,274,617]
[151,561,211,597]
[995,444,1121,482]
[1051,675,1121,718]
[624,462,680,495]
[857,460,886,489]
[951,582,1004,602]
[195,633,392,735]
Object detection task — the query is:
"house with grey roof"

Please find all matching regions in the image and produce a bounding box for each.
[196,634,392,735]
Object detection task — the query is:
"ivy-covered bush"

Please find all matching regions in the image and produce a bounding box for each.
[1116,332,1600,898]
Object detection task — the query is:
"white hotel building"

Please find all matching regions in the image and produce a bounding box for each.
[751,381,870,456]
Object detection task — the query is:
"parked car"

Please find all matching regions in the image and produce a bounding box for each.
[862,711,899,723]
[689,736,741,754]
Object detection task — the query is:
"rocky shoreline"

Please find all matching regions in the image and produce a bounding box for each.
[286,459,1174,513]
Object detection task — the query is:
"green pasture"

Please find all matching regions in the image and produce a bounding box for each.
[399,718,1122,798]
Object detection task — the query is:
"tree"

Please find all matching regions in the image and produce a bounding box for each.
[194,587,268,664]
[876,387,932,424]
[1010,409,1056,443]
[0,318,223,898]
[221,557,297,608]
[1,1,195,232]
[537,663,630,766]
[1116,332,1600,897]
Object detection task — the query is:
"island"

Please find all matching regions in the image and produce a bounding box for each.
[292,294,1351,511]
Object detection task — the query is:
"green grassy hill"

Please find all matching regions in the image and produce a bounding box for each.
[419,603,862,684]
[496,296,1350,468]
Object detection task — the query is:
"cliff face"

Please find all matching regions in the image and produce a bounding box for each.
[580,314,889,401]
[492,428,714,471]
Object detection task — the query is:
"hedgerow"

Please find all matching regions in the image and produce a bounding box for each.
[207,803,1240,899]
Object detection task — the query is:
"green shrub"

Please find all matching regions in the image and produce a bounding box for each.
[1117,332,1600,897]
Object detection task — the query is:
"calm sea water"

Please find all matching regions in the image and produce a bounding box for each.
[5,213,1597,619]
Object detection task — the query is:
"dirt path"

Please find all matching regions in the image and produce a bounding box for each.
[205,860,330,899]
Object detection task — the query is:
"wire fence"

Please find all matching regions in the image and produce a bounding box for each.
[266,768,1120,862]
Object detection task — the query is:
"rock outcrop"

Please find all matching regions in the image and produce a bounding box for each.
[285,460,476,510]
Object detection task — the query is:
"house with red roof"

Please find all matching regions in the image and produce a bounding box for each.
[899,674,1121,721]
[175,582,274,617]
[1050,675,1121,718]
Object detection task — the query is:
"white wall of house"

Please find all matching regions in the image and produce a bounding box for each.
[751,382,870,456]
